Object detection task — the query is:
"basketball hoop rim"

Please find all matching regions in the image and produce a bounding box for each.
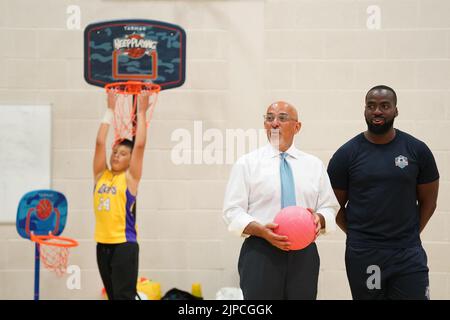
[30,233,79,248]
[105,81,161,95]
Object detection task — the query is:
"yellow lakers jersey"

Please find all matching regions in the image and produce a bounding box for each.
[93,169,137,243]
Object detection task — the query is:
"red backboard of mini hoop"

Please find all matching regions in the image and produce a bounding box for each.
[84,19,186,90]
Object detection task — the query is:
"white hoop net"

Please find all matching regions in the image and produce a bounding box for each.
[113,94,135,142]
[39,243,69,277]
[107,82,160,145]
[33,236,77,277]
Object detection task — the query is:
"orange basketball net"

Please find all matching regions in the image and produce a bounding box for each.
[105,81,160,145]
[31,233,79,277]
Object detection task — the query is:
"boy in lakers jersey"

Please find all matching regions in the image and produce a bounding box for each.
[93,90,153,300]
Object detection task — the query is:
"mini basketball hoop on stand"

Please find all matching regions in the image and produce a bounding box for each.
[16,190,78,300]
[84,19,186,144]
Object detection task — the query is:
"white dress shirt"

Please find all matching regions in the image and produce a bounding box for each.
[223,144,339,237]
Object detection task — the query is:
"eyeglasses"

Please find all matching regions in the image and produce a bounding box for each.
[263,113,297,123]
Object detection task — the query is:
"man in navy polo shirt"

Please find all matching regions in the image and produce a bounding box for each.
[327,85,439,300]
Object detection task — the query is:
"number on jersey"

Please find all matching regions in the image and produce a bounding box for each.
[98,197,110,211]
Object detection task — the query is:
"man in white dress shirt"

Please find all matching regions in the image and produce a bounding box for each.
[223,101,339,299]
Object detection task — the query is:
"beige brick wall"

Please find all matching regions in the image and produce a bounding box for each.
[0,0,448,300]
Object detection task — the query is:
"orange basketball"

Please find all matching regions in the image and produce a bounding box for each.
[127,47,146,59]
[36,199,52,220]
[126,34,146,58]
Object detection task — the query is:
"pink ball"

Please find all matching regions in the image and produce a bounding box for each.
[273,206,316,250]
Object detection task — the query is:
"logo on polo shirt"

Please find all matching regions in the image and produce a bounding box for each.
[395,155,408,169]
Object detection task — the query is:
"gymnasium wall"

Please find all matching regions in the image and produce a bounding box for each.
[0,0,449,299]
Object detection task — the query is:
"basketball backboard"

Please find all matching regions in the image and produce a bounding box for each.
[16,190,68,240]
[84,19,186,90]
